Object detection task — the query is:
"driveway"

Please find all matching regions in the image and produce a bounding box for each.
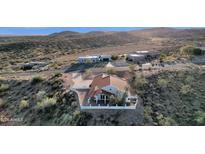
[71,72,92,89]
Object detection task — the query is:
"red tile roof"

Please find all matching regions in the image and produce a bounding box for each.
[87,74,128,98]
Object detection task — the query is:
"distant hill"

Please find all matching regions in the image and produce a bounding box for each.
[0,28,205,67]
[129,28,205,39]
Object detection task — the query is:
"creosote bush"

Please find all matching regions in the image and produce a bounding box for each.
[31,76,44,85]
[159,53,167,61]
[133,74,148,89]
[194,111,205,125]
[128,64,136,73]
[0,84,9,92]
[180,84,192,95]
[85,69,92,77]
[106,68,116,75]
[0,98,6,108]
[111,54,118,60]
[36,90,46,101]
[37,97,57,109]
[157,78,168,88]
[19,100,29,110]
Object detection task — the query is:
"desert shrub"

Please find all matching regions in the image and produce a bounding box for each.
[51,62,59,69]
[156,114,176,126]
[163,117,177,126]
[111,54,118,60]
[52,72,62,78]
[0,84,9,92]
[106,68,116,75]
[19,100,29,110]
[71,111,92,126]
[109,94,124,105]
[129,64,136,73]
[37,97,57,109]
[50,79,63,90]
[31,76,44,84]
[180,45,204,56]
[133,74,148,89]
[36,90,46,101]
[160,53,167,61]
[0,98,6,108]
[180,84,192,95]
[85,69,92,77]
[185,75,194,83]
[144,106,154,124]
[194,111,205,125]
[157,78,168,88]
[58,113,73,125]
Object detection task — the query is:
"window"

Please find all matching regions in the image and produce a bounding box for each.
[100,94,105,100]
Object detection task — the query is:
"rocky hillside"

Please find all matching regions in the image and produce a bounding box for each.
[0,73,92,126]
[130,66,205,126]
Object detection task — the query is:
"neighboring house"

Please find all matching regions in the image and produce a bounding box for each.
[78,55,100,63]
[86,74,137,105]
[127,50,160,63]
[78,55,112,63]
[99,55,112,61]
[127,54,145,62]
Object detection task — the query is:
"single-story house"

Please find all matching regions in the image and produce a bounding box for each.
[127,54,145,62]
[78,55,100,63]
[99,55,112,61]
[78,55,112,63]
[127,50,160,63]
[86,74,137,105]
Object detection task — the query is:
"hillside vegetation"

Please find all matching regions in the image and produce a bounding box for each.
[131,67,205,126]
[1,28,205,70]
[0,74,92,125]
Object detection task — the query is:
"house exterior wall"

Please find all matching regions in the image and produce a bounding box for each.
[78,57,100,63]
[100,55,112,61]
[127,54,145,62]
[78,55,112,63]
[80,104,137,110]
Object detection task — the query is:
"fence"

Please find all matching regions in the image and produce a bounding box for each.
[80,104,137,110]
